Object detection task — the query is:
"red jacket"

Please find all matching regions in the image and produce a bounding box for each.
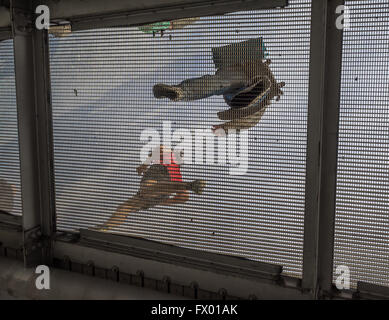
[153,149,182,182]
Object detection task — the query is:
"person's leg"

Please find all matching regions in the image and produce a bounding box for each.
[97,179,205,231]
[153,66,248,102]
[99,194,146,230]
[99,179,167,230]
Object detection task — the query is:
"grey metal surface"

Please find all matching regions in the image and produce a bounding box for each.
[49,0,312,278]
[333,0,389,289]
[0,256,183,299]
[53,238,309,299]
[302,0,344,296]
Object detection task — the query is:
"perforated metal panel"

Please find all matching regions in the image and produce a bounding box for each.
[334,0,389,288]
[50,0,312,277]
[0,40,22,217]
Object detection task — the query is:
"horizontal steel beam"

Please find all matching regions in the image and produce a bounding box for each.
[79,229,283,282]
[45,0,286,20]
[1,0,288,33]
[54,231,308,300]
[66,0,288,31]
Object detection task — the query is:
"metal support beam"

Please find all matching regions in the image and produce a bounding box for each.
[53,234,309,300]
[79,229,283,282]
[69,0,288,31]
[11,0,55,267]
[303,0,344,297]
[43,0,287,30]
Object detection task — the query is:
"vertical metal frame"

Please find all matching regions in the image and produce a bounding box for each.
[11,0,55,266]
[303,0,344,297]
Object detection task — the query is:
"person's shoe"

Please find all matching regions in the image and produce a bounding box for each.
[190,179,206,195]
[153,84,185,101]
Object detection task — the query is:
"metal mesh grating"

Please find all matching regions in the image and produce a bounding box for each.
[0,40,22,217]
[50,0,312,277]
[334,0,389,288]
